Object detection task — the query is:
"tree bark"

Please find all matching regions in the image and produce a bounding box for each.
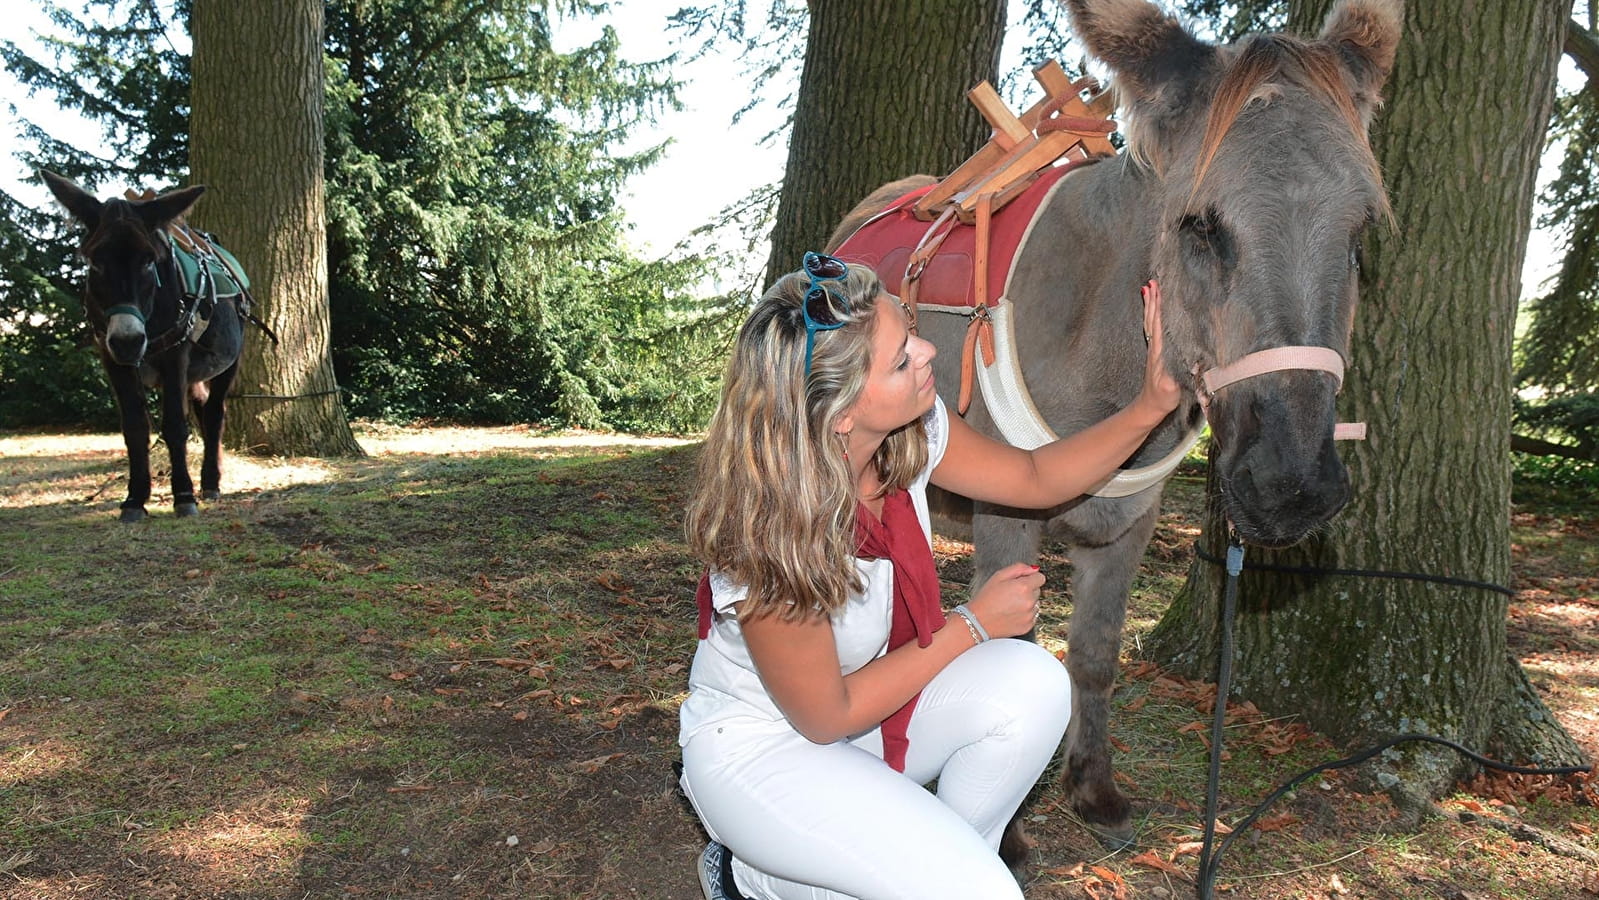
[763,0,1007,288]
[190,0,363,456]
[1146,0,1586,800]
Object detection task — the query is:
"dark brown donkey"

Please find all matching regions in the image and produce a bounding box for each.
[42,171,246,523]
[829,0,1402,847]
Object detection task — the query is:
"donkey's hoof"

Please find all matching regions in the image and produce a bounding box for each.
[175,502,200,517]
[1083,820,1137,852]
[201,489,221,501]
[998,816,1035,871]
[118,507,147,524]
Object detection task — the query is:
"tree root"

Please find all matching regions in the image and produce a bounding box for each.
[1437,802,1599,865]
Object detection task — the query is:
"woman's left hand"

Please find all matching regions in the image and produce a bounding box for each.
[1137,280,1183,417]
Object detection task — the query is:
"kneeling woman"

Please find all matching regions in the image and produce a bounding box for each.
[680,253,1180,899]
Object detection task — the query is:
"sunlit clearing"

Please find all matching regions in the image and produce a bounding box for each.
[140,798,313,884]
[356,423,693,456]
[0,737,82,787]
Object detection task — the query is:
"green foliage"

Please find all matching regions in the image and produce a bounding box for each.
[1518,86,1599,398]
[2,0,735,434]
[1515,390,1599,456]
[0,190,116,429]
[322,0,731,431]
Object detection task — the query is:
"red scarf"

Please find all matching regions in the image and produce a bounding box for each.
[695,487,944,772]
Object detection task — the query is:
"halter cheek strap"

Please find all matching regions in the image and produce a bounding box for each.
[1195,346,1368,441]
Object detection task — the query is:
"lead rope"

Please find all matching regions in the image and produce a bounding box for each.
[1196,532,1243,898]
[1189,534,1592,899]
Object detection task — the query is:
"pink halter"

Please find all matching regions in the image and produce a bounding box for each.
[1194,346,1367,441]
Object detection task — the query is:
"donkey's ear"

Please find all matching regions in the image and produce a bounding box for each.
[1319,0,1403,123]
[39,170,103,230]
[138,184,207,228]
[1060,0,1216,104]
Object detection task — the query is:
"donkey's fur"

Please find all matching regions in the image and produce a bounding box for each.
[831,0,1401,846]
[42,171,244,523]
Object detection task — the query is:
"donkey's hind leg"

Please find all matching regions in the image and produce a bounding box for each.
[194,362,238,502]
[1060,500,1160,849]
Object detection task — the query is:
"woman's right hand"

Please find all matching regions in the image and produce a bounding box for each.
[966,562,1046,640]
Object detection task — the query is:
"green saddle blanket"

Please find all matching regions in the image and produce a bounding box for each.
[171,238,250,299]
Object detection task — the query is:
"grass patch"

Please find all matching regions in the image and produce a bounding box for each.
[0,426,1594,898]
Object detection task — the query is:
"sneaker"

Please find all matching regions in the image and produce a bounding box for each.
[697,841,748,900]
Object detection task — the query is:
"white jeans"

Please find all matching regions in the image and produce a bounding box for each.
[680,639,1072,900]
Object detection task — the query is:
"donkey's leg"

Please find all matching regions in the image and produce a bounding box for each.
[969,502,1048,870]
[105,363,152,523]
[1061,500,1159,849]
[159,362,198,516]
[195,363,238,501]
[968,502,1044,589]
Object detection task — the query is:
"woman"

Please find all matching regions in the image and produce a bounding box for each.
[680,252,1181,899]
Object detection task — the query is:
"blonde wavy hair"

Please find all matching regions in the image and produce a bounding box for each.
[685,260,929,621]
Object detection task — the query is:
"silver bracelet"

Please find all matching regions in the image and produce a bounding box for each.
[952,604,989,644]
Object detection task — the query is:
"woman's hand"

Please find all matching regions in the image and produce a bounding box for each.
[1136,280,1183,418]
[966,563,1046,640]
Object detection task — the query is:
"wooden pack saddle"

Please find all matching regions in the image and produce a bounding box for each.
[834,60,1118,416]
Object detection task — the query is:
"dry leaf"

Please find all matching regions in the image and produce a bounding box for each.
[570,752,625,774]
[1129,849,1186,876]
[1255,813,1301,832]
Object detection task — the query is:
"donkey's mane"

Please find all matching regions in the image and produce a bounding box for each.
[1192,34,1386,213]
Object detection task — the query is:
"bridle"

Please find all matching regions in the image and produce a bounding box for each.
[84,232,204,361]
[1193,345,1367,441]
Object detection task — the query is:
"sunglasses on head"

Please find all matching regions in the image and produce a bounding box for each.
[801,251,848,376]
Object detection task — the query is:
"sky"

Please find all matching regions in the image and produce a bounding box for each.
[0,1,1572,296]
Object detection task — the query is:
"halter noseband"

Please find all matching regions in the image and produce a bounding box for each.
[1194,346,1367,440]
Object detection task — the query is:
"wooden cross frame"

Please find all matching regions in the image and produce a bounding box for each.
[913,60,1117,224]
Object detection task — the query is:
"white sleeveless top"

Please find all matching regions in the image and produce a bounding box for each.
[678,397,950,745]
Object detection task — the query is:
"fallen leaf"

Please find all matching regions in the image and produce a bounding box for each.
[1255,813,1301,832]
[388,671,413,681]
[1129,849,1186,876]
[570,752,625,774]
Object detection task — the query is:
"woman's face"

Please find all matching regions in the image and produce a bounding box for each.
[842,292,937,437]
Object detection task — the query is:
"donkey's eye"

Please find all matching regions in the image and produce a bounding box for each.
[1178,210,1234,268]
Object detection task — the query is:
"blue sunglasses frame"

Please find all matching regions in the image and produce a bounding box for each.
[801,251,848,376]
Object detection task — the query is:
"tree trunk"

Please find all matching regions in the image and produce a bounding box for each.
[190,0,363,457]
[1146,0,1586,802]
[763,0,1007,288]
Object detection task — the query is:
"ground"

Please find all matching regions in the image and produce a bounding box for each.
[0,425,1595,899]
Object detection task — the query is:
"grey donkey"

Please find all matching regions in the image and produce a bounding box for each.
[829,0,1403,850]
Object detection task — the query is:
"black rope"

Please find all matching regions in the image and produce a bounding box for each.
[1191,539,1592,899]
[1197,538,1243,896]
[1192,541,1515,597]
